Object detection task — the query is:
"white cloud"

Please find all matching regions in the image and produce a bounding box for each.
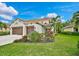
[9,6,18,15]
[0,20,9,23]
[0,2,18,23]
[60,19,66,23]
[40,13,58,19]
[0,3,6,7]
[0,3,18,16]
[47,13,58,18]
[40,16,45,19]
[0,14,13,20]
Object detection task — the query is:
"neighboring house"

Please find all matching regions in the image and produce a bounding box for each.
[0,25,10,32]
[63,25,74,32]
[0,27,9,32]
[63,25,79,32]
[10,18,52,36]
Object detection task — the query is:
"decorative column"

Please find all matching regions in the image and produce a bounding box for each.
[23,26,26,36]
[10,27,12,35]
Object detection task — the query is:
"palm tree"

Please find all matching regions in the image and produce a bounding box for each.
[71,11,79,32]
[50,16,62,33]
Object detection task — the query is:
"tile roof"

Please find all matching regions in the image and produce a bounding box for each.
[22,18,51,24]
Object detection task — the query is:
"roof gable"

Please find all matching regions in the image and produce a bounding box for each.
[10,18,51,27]
[10,18,25,27]
[23,18,50,24]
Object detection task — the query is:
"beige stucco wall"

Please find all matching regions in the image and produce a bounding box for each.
[33,24,45,33]
[10,19,26,36]
[10,20,24,27]
[26,24,45,33]
[10,19,45,36]
[64,27,74,32]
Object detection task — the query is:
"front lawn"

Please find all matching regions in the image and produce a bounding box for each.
[0,32,79,56]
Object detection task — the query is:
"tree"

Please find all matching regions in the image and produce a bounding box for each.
[3,23,8,29]
[50,16,62,33]
[71,11,79,32]
[0,22,8,29]
[0,22,4,28]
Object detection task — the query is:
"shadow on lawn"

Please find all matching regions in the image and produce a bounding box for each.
[74,41,79,56]
[60,32,79,36]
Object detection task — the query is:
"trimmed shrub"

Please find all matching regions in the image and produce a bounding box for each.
[27,31,41,42]
[0,31,10,36]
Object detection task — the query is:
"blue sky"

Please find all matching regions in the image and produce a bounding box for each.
[0,2,79,23]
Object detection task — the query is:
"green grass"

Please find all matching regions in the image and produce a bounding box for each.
[0,32,79,56]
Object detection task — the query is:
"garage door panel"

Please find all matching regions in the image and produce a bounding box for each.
[12,27,23,35]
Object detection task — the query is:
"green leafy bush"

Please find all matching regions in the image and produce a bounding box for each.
[27,31,41,42]
[0,31,10,36]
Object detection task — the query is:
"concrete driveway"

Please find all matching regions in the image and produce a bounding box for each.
[0,35,22,46]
